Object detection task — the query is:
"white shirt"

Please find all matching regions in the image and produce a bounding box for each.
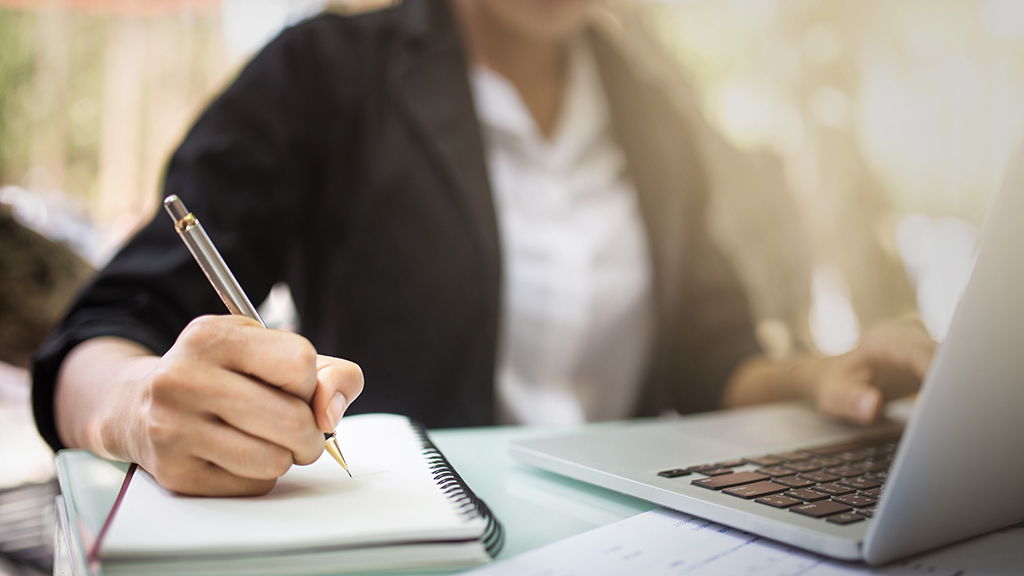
[470,41,655,425]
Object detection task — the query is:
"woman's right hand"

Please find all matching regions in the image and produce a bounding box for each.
[54,315,363,496]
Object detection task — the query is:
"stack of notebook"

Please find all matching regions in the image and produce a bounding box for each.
[56,414,503,575]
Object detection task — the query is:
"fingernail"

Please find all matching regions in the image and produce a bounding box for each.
[858,392,879,421]
[327,392,348,429]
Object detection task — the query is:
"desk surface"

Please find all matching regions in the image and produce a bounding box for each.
[429,424,657,563]
[52,420,1024,576]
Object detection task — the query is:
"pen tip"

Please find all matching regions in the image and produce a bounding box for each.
[324,434,352,476]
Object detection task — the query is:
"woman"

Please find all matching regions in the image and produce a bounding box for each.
[33,0,934,496]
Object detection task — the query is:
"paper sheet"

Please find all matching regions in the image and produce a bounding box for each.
[464,508,1024,576]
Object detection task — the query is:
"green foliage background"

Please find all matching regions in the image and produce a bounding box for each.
[0,9,37,185]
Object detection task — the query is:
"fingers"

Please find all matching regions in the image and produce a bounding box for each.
[139,402,291,495]
[150,351,325,466]
[151,457,279,497]
[177,315,319,401]
[812,355,883,424]
[853,320,937,402]
[311,356,364,434]
[817,377,883,425]
[859,320,937,379]
[189,419,297,480]
[193,372,325,465]
[137,315,366,495]
[891,344,933,380]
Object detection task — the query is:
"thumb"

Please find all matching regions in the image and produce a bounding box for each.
[310,355,364,434]
[816,365,883,425]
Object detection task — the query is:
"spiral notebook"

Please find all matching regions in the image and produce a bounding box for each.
[55,414,503,575]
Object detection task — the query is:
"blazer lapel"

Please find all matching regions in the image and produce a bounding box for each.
[591,29,693,329]
[386,0,500,284]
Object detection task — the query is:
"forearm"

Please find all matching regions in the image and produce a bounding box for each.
[54,337,160,462]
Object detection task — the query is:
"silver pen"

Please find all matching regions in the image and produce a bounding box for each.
[163,194,352,477]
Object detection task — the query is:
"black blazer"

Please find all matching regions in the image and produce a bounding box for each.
[32,0,760,451]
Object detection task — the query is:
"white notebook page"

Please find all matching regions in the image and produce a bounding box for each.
[102,414,486,558]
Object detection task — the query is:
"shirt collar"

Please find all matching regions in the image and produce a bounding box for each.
[470,37,610,169]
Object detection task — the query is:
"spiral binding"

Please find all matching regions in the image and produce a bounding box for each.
[409,420,505,558]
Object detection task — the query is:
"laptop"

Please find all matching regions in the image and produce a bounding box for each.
[510,143,1024,566]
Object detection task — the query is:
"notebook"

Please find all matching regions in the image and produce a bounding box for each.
[56,413,503,575]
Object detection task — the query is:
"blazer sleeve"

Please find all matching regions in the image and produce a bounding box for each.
[31,18,352,452]
[590,27,763,418]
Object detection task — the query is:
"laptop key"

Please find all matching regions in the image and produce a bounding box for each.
[688,464,724,473]
[850,460,888,473]
[687,463,716,470]
[860,507,876,518]
[804,456,842,468]
[859,487,882,498]
[692,471,768,490]
[798,470,841,483]
[814,482,856,496]
[784,488,830,502]
[807,441,866,456]
[768,452,811,462]
[657,469,691,478]
[744,455,787,467]
[723,481,789,499]
[716,459,746,468]
[754,465,794,477]
[825,465,863,477]
[790,500,853,518]
[782,461,821,473]
[756,494,803,508]
[831,494,877,508]
[839,476,881,490]
[692,467,734,476]
[774,475,816,488]
[827,512,866,525]
[833,450,869,463]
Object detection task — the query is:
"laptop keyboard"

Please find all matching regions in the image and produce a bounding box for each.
[657,434,900,526]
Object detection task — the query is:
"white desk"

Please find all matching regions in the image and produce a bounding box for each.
[53,422,1024,576]
[428,424,657,561]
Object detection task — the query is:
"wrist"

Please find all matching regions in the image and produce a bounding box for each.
[98,354,160,464]
[785,355,830,401]
[56,338,160,463]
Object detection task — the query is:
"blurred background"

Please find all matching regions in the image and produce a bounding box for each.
[2,0,1024,572]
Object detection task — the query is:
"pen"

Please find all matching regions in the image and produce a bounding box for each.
[163,194,352,477]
